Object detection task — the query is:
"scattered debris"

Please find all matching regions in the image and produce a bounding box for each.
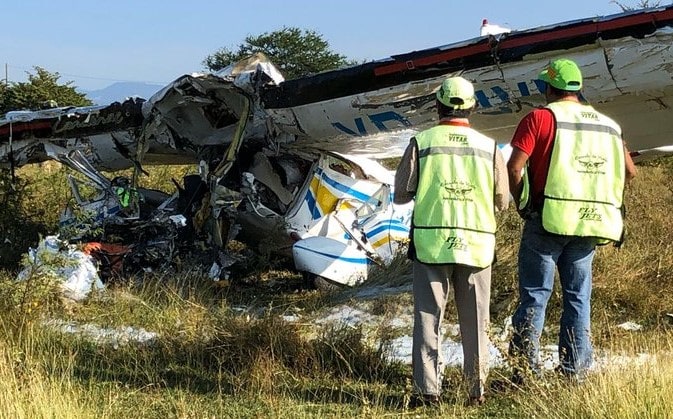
[45,319,157,348]
[23,145,413,289]
[18,236,104,301]
[48,147,242,283]
[304,283,657,372]
[617,321,644,331]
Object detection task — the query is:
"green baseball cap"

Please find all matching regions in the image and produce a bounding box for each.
[436,76,476,110]
[538,59,583,91]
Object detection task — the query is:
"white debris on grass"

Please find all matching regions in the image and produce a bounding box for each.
[617,321,643,331]
[592,351,656,370]
[315,305,377,328]
[208,262,221,280]
[387,334,505,368]
[539,344,561,370]
[314,293,506,367]
[311,287,657,372]
[45,319,157,348]
[17,235,104,301]
[282,314,302,323]
[388,315,413,329]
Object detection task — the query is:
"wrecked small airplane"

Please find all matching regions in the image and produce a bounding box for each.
[52,144,413,287]
[2,5,673,287]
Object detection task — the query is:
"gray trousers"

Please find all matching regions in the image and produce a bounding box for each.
[412,261,491,398]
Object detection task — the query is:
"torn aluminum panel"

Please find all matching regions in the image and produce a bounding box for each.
[249,151,412,287]
[0,99,145,170]
[141,52,281,158]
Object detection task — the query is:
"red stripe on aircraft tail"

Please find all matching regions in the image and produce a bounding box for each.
[374,8,673,77]
[0,121,53,136]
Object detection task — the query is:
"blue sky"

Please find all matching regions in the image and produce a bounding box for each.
[0,0,650,90]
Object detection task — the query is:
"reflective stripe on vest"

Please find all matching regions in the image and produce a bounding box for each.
[518,165,531,211]
[542,101,626,241]
[413,125,496,267]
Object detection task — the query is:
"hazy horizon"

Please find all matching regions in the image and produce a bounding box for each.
[2,0,639,90]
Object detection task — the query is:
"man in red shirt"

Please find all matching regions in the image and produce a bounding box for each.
[507,58,637,380]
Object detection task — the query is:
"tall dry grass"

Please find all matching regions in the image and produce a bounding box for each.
[510,334,673,419]
[0,320,99,418]
[0,158,666,417]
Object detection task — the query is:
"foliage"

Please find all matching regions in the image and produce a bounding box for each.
[0,162,74,270]
[611,0,667,10]
[0,170,50,269]
[203,27,356,79]
[0,66,91,115]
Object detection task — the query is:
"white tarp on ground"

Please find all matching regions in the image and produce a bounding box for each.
[18,236,104,301]
[306,284,654,372]
[45,319,157,348]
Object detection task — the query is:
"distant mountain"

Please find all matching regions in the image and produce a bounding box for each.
[84,82,165,105]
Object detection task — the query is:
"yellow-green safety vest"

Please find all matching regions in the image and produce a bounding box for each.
[541,101,626,242]
[413,124,497,268]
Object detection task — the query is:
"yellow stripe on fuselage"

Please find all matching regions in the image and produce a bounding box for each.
[311,173,342,216]
[371,236,390,249]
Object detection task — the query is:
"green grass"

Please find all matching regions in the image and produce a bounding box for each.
[0,158,669,417]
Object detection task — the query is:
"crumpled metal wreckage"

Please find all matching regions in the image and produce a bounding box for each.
[53,147,237,283]
[52,145,411,289]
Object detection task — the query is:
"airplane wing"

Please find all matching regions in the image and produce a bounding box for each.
[263,4,673,157]
[2,5,673,170]
[0,99,145,170]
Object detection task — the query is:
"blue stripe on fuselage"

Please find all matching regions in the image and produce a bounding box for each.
[294,244,371,264]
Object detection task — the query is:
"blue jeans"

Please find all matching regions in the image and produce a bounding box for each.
[509,215,596,376]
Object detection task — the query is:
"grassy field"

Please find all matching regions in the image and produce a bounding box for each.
[0,158,670,418]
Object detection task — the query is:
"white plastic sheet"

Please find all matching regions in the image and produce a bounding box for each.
[18,236,104,301]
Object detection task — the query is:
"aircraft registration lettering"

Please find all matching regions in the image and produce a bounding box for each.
[332,80,546,136]
[474,79,546,108]
[332,111,412,137]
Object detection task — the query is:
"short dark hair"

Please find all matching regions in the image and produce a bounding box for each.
[437,100,472,118]
[546,83,580,98]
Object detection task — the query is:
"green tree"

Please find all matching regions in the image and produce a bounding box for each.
[0,82,7,115]
[1,67,91,114]
[0,67,91,266]
[203,27,356,80]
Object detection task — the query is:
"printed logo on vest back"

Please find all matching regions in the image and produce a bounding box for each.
[447,134,468,144]
[579,207,602,221]
[441,181,474,201]
[575,155,606,174]
[445,236,467,250]
[580,111,599,120]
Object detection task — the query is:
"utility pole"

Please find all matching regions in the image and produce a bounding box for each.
[4,63,7,86]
